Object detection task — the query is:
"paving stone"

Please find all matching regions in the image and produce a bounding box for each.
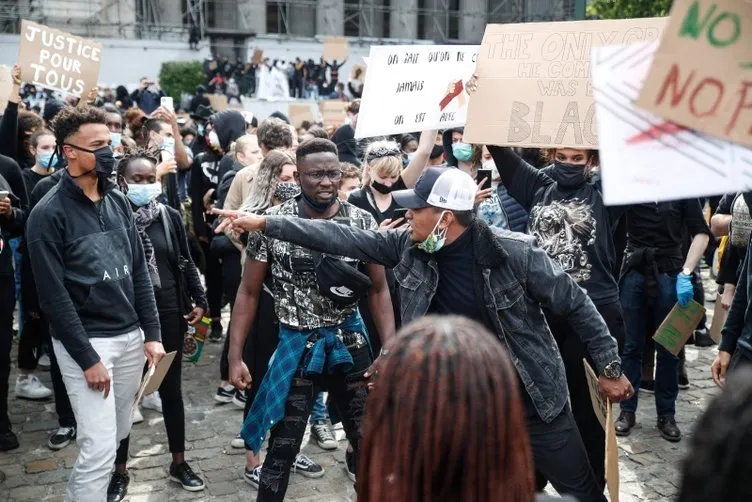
[25,458,58,474]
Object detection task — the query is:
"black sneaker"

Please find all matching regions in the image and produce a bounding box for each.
[244,465,261,489]
[107,471,130,502]
[657,416,682,442]
[169,461,205,492]
[293,453,325,478]
[640,380,655,393]
[208,321,223,343]
[214,385,235,404]
[345,448,356,482]
[232,389,247,409]
[694,328,716,347]
[0,431,19,452]
[48,426,76,451]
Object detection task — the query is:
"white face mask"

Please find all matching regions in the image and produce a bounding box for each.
[208,130,221,149]
[483,160,500,185]
[161,136,175,156]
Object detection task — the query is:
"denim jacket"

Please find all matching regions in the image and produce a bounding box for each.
[264,216,620,422]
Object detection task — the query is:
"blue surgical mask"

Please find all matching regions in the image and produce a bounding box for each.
[110,132,122,149]
[161,136,175,155]
[417,211,448,254]
[39,151,55,170]
[126,183,162,206]
[452,143,473,162]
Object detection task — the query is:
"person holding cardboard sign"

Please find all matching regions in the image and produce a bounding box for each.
[25,106,166,501]
[616,201,710,443]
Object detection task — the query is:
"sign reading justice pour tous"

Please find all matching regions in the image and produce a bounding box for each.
[355,45,479,139]
[636,0,752,148]
[464,18,666,148]
[18,20,102,97]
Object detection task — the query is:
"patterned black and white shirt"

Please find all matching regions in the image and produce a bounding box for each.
[246,197,377,330]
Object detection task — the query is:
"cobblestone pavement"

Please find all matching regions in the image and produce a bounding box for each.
[0,275,722,501]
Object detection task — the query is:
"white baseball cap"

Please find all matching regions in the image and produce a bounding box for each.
[392,167,478,211]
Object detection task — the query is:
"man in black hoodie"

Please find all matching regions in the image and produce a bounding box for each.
[26,106,165,501]
[190,109,246,341]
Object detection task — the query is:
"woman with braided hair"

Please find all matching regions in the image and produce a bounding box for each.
[359,315,575,502]
[107,146,208,501]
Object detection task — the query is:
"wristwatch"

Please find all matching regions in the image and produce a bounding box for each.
[602,360,623,380]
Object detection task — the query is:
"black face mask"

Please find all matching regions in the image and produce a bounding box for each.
[371,180,395,195]
[553,161,588,188]
[301,190,337,213]
[64,144,116,179]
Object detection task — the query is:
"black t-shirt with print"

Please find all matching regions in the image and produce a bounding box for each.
[347,179,406,225]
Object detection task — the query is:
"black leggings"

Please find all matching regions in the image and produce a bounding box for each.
[0,277,14,433]
[116,310,186,464]
[257,338,371,502]
[539,300,626,493]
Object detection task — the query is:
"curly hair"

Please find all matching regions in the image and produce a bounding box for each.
[50,105,107,148]
[358,315,535,502]
[115,145,160,178]
[257,117,294,151]
[541,148,600,167]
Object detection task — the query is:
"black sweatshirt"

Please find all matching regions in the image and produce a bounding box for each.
[0,101,19,162]
[0,154,28,277]
[26,173,161,370]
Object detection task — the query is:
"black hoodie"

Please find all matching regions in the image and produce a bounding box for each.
[26,172,161,370]
[190,110,246,240]
[0,154,27,277]
[330,124,361,167]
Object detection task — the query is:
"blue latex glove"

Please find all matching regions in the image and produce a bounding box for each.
[676,273,694,308]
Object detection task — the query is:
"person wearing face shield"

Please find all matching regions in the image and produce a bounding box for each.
[25,106,165,501]
[215,166,632,502]
[487,144,624,492]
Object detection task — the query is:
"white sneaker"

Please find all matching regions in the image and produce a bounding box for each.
[132,407,144,424]
[38,354,51,369]
[231,434,245,449]
[141,392,163,413]
[15,375,53,400]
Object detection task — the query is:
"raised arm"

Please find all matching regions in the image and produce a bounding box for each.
[486,145,552,211]
[400,129,437,189]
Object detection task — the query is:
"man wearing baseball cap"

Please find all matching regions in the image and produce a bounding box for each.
[214,166,631,502]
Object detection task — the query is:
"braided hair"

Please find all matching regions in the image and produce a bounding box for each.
[358,315,535,502]
[115,145,160,179]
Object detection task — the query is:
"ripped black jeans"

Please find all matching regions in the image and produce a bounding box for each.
[257,333,372,502]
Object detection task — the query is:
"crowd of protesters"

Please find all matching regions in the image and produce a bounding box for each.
[1,40,752,502]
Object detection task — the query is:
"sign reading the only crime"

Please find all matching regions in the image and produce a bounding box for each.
[18,20,102,97]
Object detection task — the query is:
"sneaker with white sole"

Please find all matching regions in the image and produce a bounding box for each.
[141,392,163,413]
[231,434,245,449]
[214,385,235,404]
[15,375,53,400]
[48,426,76,451]
[232,390,247,410]
[345,449,356,482]
[293,453,325,478]
[132,407,144,424]
[37,354,51,369]
[311,420,337,450]
[244,465,261,489]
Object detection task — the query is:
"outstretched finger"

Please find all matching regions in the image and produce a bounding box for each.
[476,176,489,189]
[215,219,232,234]
[386,218,405,229]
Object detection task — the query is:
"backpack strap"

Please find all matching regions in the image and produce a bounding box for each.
[160,204,175,257]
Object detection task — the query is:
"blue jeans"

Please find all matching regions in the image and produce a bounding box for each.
[9,237,23,333]
[309,392,327,423]
[619,270,679,417]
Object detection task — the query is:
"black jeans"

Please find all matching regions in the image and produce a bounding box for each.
[528,407,607,502]
[49,343,75,428]
[257,335,372,502]
[116,310,187,463]
[17,314,48,371]
[0,276,14,433]
[199,240,223,319]
[541,300,625,494]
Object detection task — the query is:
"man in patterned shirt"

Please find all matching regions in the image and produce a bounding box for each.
[219,138,395,501]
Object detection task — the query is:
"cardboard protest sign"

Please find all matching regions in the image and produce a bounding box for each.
[355,45,479,139]
[289,103,317,129]
[207,94,229,111]
[252,49,264,65]
[636,0,752,148]
[18,20,102,97]
[0,66,12,113]
[320,100,347,127]
[593,41,752,205]
[653,300,706,356]
[132,351,177,413]
[323,36,349,62]
[583,359,608,431]
[605,403,620,502]
[463,17,666,148]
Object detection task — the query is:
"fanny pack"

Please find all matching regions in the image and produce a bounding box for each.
[297,198,372,306]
